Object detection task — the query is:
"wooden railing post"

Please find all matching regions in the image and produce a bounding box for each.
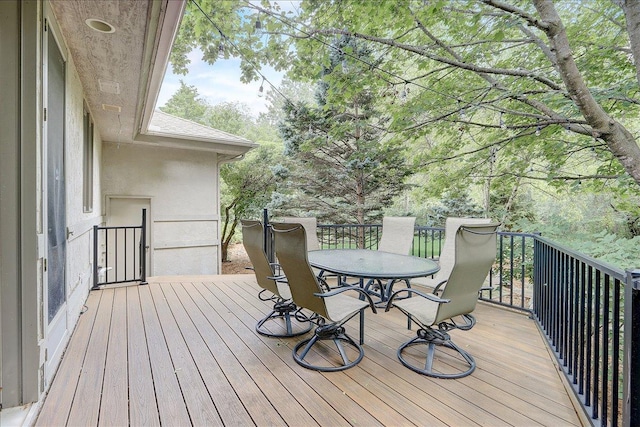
[624,269,640,427]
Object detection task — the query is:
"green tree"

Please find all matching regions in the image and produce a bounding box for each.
[429,190,484,227]
[207,101,252,135]
[159,80,208,122]
[262,77,316,126]
[276,36,412,224]
[170,0,640,208]
[219,144,279,261]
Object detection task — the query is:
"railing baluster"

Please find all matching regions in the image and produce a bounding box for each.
[603,275,610,425]
[579,262,586,394]
[92,210,146,288]
[594,270,601,419]
[612,278,620,427]
[306,220,627,426]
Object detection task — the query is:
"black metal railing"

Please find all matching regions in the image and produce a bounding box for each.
[92,209,147,289]
[624,270,640,427]
[260,210,636,426]
[316,223,536,311]
[533,237,626,427]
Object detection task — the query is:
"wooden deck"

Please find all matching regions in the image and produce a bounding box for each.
[36,275,582,426]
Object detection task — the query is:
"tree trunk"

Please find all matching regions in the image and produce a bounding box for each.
[534,0,640,187]
[220,200,238,262]
[221,217,238,263]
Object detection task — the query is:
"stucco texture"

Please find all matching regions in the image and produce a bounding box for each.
[102,143,220,276]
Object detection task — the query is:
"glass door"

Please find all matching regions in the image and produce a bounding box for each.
[44,21,68,381]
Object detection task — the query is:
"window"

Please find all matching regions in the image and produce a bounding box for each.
[83,104,93,212]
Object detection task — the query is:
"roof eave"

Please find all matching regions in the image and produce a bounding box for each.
[135,0,187,140]
[131,133,259,155]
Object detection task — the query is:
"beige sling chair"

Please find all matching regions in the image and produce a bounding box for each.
[271,222,377,372]
[364,216,416,302]
[241,220,312,337]
[281,217,320,251]
[386,222,500,378]
[412,217,492,292]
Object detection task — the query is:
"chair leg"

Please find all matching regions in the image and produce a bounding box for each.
[359,309,364,345]
[256,301,313,338]
[397,328,476,379]
[385,279,411,302]
[293,323,364,372]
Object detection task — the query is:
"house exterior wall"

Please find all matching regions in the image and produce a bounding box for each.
[102,143,220,276]
[0,0,103,411]
[63,43,104,330]
[0,0,39,409]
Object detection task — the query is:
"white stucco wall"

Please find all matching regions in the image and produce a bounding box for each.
[101,143,220,276]
[64,53,103,322]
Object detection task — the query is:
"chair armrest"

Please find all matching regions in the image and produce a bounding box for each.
[314,286,377,314]
[267,275,287,283]
[385,288,450,312]
[433,280,448,295]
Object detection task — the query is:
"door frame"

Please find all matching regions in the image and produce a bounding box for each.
[106,196,153,277]
[42,11,69,385]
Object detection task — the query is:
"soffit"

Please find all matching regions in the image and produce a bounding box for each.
[49,0,157,145]
[48,0,256,156]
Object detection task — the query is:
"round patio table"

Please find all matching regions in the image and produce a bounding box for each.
[308,249,440,302]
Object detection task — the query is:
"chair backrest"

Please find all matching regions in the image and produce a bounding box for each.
[281,217,320,251]
[270,222,329,318]
[377,216,416,255]
[435,217,493,281]
[241,220,282,298]
[434,222,500,324]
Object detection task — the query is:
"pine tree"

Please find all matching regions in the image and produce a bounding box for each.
[277,36,411,224]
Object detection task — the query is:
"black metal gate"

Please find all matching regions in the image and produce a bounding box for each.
[92,209,147,289]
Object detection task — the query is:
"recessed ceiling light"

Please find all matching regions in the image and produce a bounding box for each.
[85,18,115,34]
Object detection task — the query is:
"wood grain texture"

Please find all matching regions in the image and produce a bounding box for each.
[126,286,160,426]
[98,287,129,427]
[36,275,582,426]
[35,291,101,426]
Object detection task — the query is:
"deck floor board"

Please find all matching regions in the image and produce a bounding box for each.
[35,275,582,427]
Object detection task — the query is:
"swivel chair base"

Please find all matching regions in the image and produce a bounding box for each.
[256,300,313,338]
[398,327,476,379]
[293,324,364,372]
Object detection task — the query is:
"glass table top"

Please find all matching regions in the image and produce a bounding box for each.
[308,249,439,279]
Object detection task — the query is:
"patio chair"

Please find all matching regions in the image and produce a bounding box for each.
[281,216,339,284]
[241,220,312,338]
[412,217,493,293]
[271,222,377,372]
[281,216,320,251]
[385,222,500,378]
[364,216,416,301]
[377,216,416,255]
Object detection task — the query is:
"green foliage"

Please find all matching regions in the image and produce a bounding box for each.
[515,216,640,270]
[220,143,280,220]
[429,190,484,227]
[168,0,640,261]
[207,101,252,135]
[159,80,208,122]
[275,36,413,224]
